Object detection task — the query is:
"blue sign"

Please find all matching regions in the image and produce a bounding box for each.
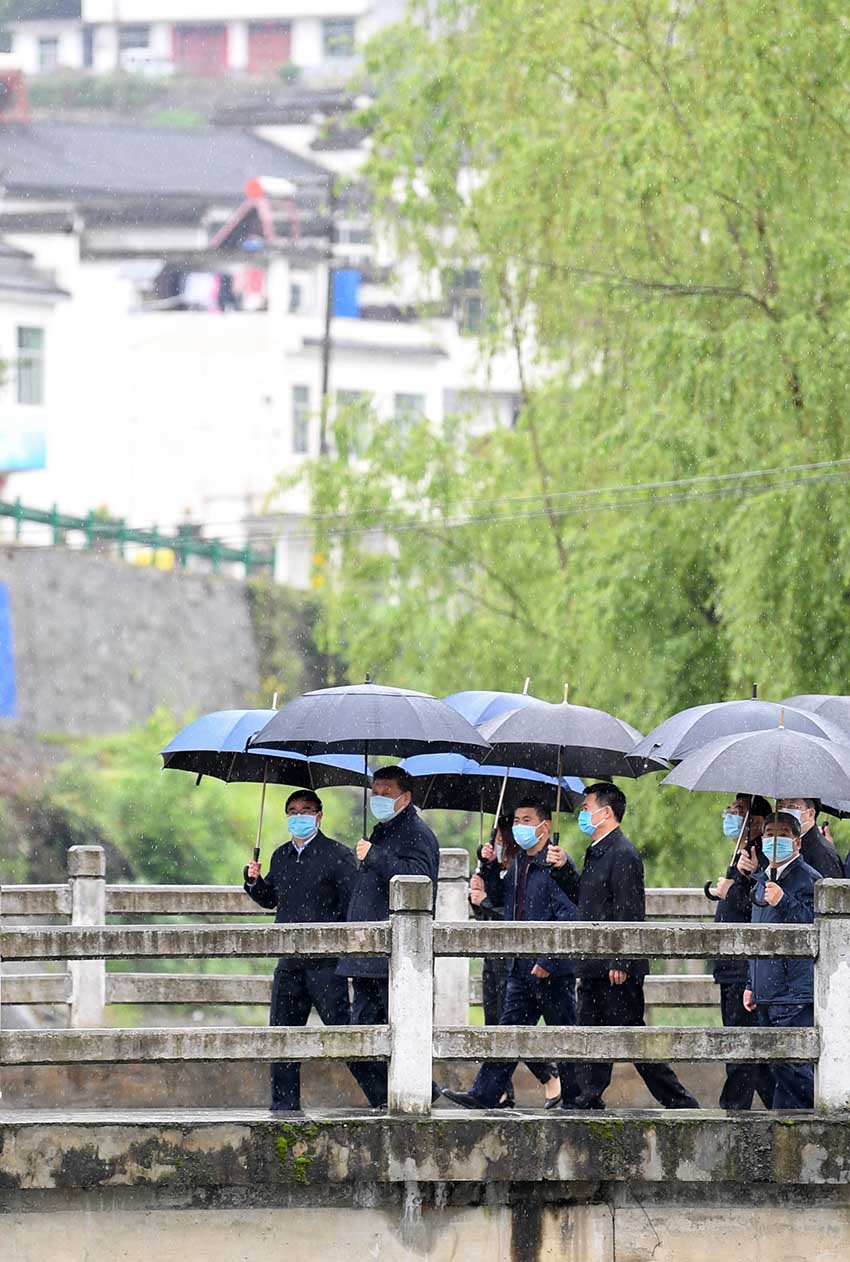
[333,268,361,319]
[0,419,46,472]
[0,584,16,718]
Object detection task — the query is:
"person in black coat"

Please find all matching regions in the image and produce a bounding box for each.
[777,797,844,878]
[710,792,775,1110]
[442,798,582,1110]
[548,782,699,1110]
[741,810,819,1109]
[338,765,440,1108]
[469,818,560,1106]
[245,788,361,1111]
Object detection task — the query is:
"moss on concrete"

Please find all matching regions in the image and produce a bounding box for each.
[275,1122,321,1185]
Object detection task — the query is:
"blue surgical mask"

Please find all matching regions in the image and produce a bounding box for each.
[512,823,540,850]
[763,835,794,864]
[577,809,597,837]
[370,793,398,822]
[288,814,318,840]
[722,812,743,839]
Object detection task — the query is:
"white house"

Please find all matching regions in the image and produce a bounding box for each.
[6,0,405,79]
[0,113,521,585]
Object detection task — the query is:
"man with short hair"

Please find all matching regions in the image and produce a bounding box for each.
[711,793,775,1110]
[741,810,818,1110]
[339,765,440,1108]
[548,783,699,1110]
[776,797,843,878]
[442,798,582,1110]
[245,788,360,1112]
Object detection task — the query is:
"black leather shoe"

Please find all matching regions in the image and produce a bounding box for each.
[441,1089,487,1110]
[544,1094,562,1110]
[431,1084,442,1103]
[570,1097,605,1111]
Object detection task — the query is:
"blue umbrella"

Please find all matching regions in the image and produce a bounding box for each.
[161,709,371,866]
[401,751,584,814]
[442,688,542,728]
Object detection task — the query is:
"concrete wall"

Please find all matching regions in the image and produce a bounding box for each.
[3,1114,850,1261]
[0,546,259,734]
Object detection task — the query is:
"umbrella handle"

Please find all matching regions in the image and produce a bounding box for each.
[703,881,720,902]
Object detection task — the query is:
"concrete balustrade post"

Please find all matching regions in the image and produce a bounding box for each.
[388,875,434,1117]
[68,846,106,1029]
[434,849,470,1027]
[814,880,850,1112]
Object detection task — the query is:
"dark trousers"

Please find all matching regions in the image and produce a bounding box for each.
[757,1002,814,1110]
[718,982,775,1110]
[482,957,557,1096]
[471,973,580,1107]
[348,976,441,1108]
[576,975,698,1108]
[269,963,357,1110]
[348,976,393,1107]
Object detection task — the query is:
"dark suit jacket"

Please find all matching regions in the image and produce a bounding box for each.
[552,826,649,979]
[244,830,356,970]
[339,803,440,979]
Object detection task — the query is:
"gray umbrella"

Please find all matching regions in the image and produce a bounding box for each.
[662,725,850,800]
[629,698,848,769]
[782,694,850,734]
[479,699,652,780]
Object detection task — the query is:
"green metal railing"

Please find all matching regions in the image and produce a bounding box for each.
[0,499,273,575]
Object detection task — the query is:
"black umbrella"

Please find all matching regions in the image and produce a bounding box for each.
[661,723,850,801]
[478,696,655,845]
[631,697,848,768]
[248,679,490,832]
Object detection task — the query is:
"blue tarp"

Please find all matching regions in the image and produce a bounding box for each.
[0,584,17,718]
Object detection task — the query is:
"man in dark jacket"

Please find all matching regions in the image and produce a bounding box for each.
[741,810,819,1110]
[469,818,560,1106]
[711,792,775,1109]
[548,783,699,1110]
[339,765,440,1108]
[442,798,582,1110]
[777,797,844,878]
[245,788,360,1111]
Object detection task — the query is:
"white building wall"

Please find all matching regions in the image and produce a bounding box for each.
[11,22,83,74]
[1,235,520,576]
[83,1,368,24]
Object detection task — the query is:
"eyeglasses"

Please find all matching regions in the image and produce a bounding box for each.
[286,807,319,816]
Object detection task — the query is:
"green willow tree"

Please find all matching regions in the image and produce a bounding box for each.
[288,1,850,879]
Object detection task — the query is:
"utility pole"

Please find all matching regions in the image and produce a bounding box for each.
[318,176,337,457]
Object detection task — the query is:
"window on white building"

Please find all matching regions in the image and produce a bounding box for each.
[38,37,59,73]
[394,392,426,430]
[0,29,12,55]
[82,26,96,68]
[289,283,303,314]
[322,18,356,59]
[292,385,311,454]
[17,327,45,406]
[119,25,150,51]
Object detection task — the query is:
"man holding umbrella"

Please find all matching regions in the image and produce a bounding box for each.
[775,797,844,879]
[245,789,364,1112]
[711,793,775,1110]
[548,783,699,1110]
[339,766,440,1109]
[740,809,819,1110]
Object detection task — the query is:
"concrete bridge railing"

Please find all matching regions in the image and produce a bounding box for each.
[0,845,720,1027]
[2,858,849,1116]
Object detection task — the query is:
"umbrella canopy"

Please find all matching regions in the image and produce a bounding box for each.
[161,709,372,789]
[443,689,543,727]
[478,699,650,779]
[248,682,491,759]
[630,699,849,767]
[401,751,584,814]
[662,726,850,801]
[782,694,850,734]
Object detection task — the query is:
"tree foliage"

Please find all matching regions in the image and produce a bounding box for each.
[293,1,850,880]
